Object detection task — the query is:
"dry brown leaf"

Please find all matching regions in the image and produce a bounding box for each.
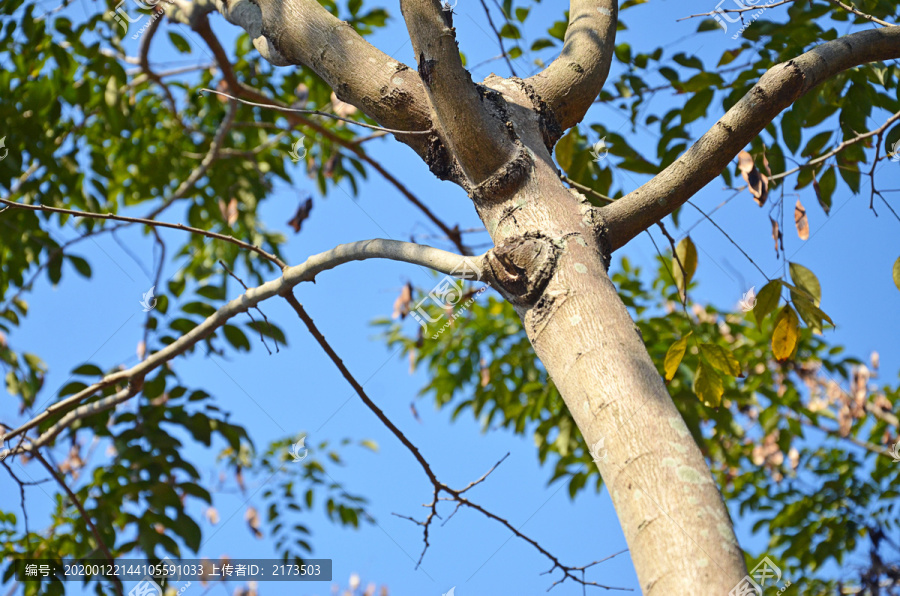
[245,506,263,538]
[738,150,768,206]
[794,199,809,240]
[851,365,870,405]
[287,197,313,233]
[218,198,239,227]
[392,282,412,320]
[737,150,754,173]
[770,217,782,257]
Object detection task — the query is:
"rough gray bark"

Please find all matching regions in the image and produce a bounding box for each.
[203,0,900,591]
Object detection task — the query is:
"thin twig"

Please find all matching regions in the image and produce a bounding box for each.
[0,198,286,268]
[32,451,124,596]
[283,295,628,590]
[200,88,433,136]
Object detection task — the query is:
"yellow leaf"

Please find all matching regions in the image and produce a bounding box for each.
[893,256,900,293]
[693,360,723,408]
[664,331,692,382]
[673,237,698,296]
[700,343,742,377]
[772,305,800,362]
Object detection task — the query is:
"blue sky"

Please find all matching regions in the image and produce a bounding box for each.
[2,0,899,594]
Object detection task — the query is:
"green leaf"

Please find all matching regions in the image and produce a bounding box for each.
[700,344,741,377]
[68,255,91,278]
[754,280,782,326]
[789,262,821,305]
[168,31,191,54]
[664,332,691,382]
[792,294,833,334]
[72,364,104,377]
[223,324,251,351]
[693,360,723,408]
[813,167,835,215]
[673,236,698,295]
[681,88,714,125]
[772,305,800,362]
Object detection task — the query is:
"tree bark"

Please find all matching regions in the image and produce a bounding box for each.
[469,78,747,594]
[200,0,900,588]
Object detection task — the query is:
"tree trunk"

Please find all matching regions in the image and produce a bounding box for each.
[473,79,748,594]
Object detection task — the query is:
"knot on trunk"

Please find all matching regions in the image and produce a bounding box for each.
[485,233,558,306]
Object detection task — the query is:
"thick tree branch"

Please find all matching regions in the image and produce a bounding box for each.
[525,0,618,131]
[602,26,900,250]
[193,18,468,254]
[209,0,432,143]
[0,240,484,449]
[400,0,519,185]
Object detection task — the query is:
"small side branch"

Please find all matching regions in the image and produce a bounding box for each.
[525,0,618,130]
[32,451,124,596]
[400,0,518,184]
[284,297,628,591]
[602,26,900,250]
[0,240,483,450]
